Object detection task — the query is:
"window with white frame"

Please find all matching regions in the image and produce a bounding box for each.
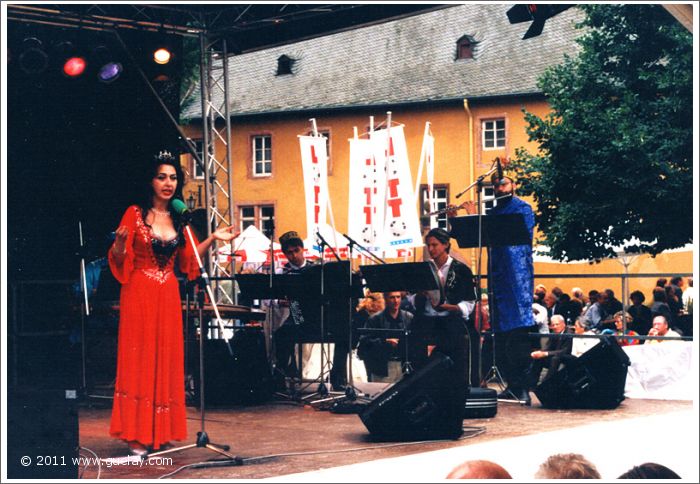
[419,184,450,230]
[190,139,204,179]
[239,205,275,237]
[252,135,272,176]
[482,119,505,149]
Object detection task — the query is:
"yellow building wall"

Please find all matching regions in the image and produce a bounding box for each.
[180,97,693,299]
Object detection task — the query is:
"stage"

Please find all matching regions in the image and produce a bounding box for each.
[76,386,696,480]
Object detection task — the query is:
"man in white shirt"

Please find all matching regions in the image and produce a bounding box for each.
[645,315,681,344]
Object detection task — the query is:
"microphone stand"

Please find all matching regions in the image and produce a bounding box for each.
[148,219,241,465]
[77,222,90,395]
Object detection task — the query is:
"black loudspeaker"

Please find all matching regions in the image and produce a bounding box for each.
[359,353,465,441]
[7,387,79,479]
[535,336,630,409]
[194,328,273,406]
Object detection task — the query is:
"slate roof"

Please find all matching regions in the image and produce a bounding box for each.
[181,4,585,120]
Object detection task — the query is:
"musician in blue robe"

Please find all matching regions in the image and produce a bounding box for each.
[487,173,537,405]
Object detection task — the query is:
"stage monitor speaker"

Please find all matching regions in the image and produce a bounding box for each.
[359,353,465,441]
[7,387,79,479]
[194,329,273,406]
[534,336,630,409]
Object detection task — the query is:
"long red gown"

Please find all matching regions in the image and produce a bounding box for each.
[108,205,199,450]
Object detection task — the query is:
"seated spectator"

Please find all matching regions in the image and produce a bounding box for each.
[682,277,693,315]
[604,288,623,315]
[601,311,640,346]
[646,315,681,344]
[357,291,412,382]
[571,287,587,306]
[618,462,681,479]
[534,284,547,305]
[650,287,674,326]
[528,315,572,389]
[571,317,599,357]
[627,290,653,337]
[534,453,601,479]
[582,290,608,332]
[656,277,668,288]
[544,292,560,319]
[561,293,583,326]
[665,284,683,325]
[446,459,513,479]
[582,289,599,316]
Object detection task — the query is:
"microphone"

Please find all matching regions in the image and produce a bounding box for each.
[342,232,360,248]
[171,198,189,216]
[316,230,329,248]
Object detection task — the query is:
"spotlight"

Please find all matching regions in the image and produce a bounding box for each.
[63,56,87,77]
[19,37,49,75]
[93,45,122,83]
[153,47,172,65]
[52,41,86,78]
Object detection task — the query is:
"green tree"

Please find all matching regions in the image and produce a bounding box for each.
[511,4,692,262]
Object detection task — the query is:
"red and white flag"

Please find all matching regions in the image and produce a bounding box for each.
[370,125,422,251]
[299,135,329,242]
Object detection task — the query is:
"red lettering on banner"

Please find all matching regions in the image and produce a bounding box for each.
[384,137,395,158]
[365,157,372,165]
[313,185,320,223]
[388,178,400,198]
[314,185,320,204]
[387,197,402,217]
[363,206,372,225]
[364,187,372,206]
[311,146,318,164]
[314,204,320,223]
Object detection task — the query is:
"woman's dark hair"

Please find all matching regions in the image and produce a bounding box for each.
[656,277,667,287]
[618,462,681,479]
[138,151,187,245]
[630,290,646,303]
[425,227,451,253]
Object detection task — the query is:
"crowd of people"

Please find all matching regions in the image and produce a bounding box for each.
[445,454,681,479]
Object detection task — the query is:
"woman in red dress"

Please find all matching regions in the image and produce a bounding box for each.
[108,152,238,455]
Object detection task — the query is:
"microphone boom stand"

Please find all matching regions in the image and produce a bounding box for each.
[148,222,242,465]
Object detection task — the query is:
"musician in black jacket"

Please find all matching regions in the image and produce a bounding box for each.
[410,228,478,393]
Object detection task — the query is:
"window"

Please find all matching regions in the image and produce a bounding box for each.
[276,55,295,75]
[482,119,505,149]
[190,139,204,179]
[252,135,272,176]
[239,205,275,236]
[456,35,476,60]
[420,184,450,230]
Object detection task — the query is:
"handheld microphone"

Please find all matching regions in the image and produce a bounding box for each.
[171,198,189,216]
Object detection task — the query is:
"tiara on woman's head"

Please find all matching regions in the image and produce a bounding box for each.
[156,150,174,162]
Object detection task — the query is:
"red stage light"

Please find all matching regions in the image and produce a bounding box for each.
[63,56,86,77]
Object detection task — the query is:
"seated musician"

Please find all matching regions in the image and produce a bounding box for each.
[408,228,478,393]
[357,291,413,382]
[272,230,348,390]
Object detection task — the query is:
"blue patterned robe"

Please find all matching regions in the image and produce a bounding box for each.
[489,196,535,333]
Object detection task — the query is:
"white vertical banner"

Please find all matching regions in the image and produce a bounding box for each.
[370,125,423,251]
[299,135,329,242]
[347,137,385,254]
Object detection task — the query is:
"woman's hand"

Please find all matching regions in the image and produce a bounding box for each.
[212,225,240,242]
[112,225,129,255]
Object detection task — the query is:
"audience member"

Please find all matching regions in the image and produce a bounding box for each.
[543,292,560,319]
[446,459,513,479]
[571,287,587,305]
[646,315,681,344]
[669,276,684,303]
[534,284,547,306]
[560,293,582,326]
[582,289,599,316]
[618,462,681,479]
[571,317,599,357]
[656,277,668,288]
[582,290,608,332]
[601,311,640,346]
[604,288,623,315]
[664,285,683,324]
[528,315,572,389]
[682,277,693,315]
[650,287,674,324]
[534,453,601,479]
[627,290,653,337]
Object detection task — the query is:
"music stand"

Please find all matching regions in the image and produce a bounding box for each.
[360,262,442,375]
[449,213,530,402]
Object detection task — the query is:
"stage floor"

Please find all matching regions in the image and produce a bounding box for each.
[77,384,695,480]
